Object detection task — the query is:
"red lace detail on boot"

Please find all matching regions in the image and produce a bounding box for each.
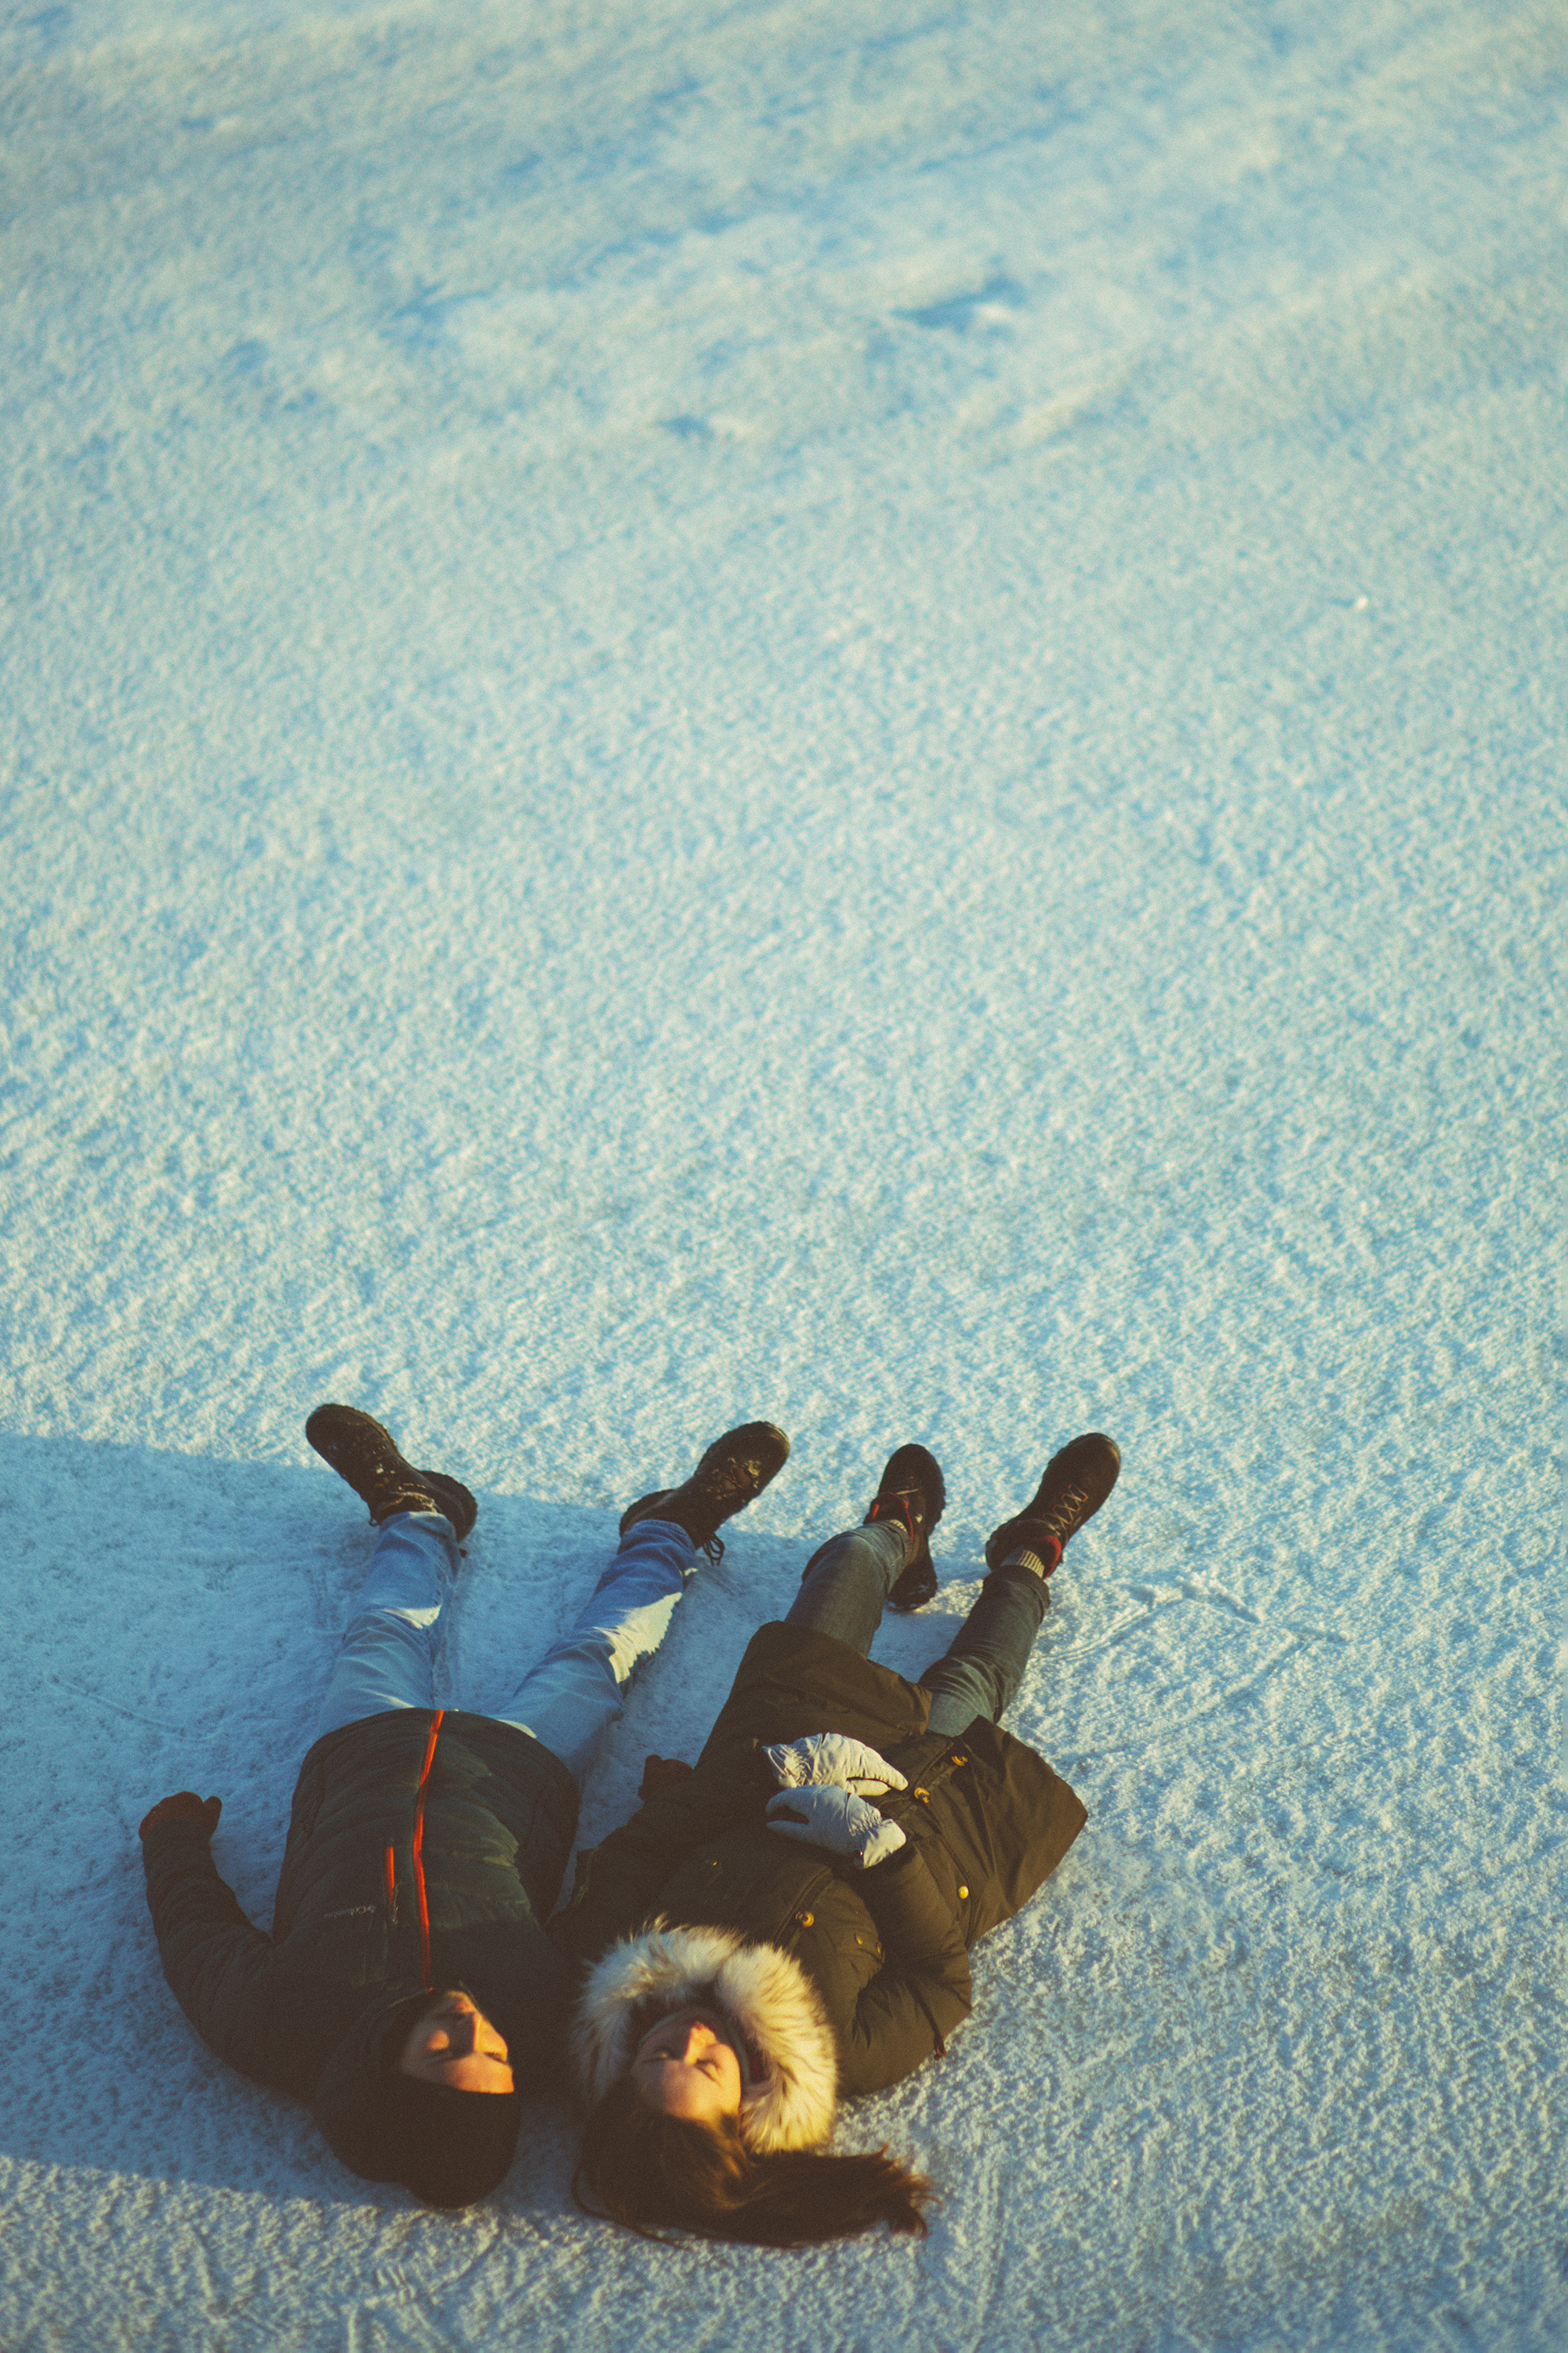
[868,1493,917,1542]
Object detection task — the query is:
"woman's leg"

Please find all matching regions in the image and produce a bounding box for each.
[315,1509,460,1738]
[491,1517,698,1788]
[783,1521,909,1656]
[920,1560,1048,1738]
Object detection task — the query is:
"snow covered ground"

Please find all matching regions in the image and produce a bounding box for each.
[2,0,1564,2344]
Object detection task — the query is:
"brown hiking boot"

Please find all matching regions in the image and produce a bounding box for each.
[862,1444,946,1612]
[985,1432,1120,1576]
[619,1422,789,1561]
[306,1404,478,1541]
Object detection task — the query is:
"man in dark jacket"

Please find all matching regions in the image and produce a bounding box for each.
[139,1404,789,2206]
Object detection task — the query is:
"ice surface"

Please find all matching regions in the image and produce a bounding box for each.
[1,0,1564,2345]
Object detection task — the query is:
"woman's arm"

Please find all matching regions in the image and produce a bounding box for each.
[833,1844,974,2096]
[553,1768,757,1966]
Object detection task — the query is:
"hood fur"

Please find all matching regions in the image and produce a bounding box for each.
[572,1923,838,2152]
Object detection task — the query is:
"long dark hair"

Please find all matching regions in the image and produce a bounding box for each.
[573,2075,932,2246]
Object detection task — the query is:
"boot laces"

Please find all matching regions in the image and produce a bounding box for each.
[1038,1482,1089,1542]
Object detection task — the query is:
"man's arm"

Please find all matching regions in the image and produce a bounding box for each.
[140,1811,292,2090]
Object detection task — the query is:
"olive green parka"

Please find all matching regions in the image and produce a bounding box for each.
[560,1621,1086,2111]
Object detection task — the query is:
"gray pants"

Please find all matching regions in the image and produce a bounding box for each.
[785,1521,1048,1737]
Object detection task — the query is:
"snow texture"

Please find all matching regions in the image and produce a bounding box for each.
[2,0,1565,2344]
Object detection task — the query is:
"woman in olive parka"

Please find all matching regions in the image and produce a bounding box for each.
[559,1432,1120,2246]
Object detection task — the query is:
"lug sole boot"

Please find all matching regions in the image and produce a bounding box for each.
[620,1421,790,1561]
[984,1432,1120,1579]
[306,1403,478,1541]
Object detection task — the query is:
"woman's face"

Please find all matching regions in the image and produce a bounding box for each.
[631,2006,743,2125]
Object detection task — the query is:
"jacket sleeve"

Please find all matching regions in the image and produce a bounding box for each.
[833,1845,974,2097]
[551,1772,757,1969]
[141,1822,292,2088]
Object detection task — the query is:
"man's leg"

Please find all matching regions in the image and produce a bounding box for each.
[315,1509,460,1738]
[492,1518,698,1788]
[783,1520,909,1655]
[497,1421,790,1785]
[920,1560,1048,1738]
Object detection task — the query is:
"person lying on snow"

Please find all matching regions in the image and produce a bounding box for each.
[137,1405,789,2210]
[559,1431,1120,2246]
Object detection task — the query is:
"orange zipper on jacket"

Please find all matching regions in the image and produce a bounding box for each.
[411,1709,444,1989]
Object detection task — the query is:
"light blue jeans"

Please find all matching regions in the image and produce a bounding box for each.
[315,1509,699,1788]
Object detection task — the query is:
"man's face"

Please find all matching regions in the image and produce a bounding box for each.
[398,1991,514,2095]
[631,2006,743,2126]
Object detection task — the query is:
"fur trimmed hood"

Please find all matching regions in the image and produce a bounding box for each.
[571,1923,839,2152]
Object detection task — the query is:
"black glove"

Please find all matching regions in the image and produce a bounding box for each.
[139,1792,222,1842]
[640,1755,695,1799]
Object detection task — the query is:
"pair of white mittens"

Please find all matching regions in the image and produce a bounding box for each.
[762,1733,909,1868]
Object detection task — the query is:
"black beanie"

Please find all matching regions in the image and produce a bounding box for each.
[313,1995,524,2209]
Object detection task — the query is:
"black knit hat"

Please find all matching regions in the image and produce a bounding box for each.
[313,1995,523,2209]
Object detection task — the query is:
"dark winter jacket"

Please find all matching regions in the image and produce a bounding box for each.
[561,1621,1086,2137]
[142,1706,579,2147]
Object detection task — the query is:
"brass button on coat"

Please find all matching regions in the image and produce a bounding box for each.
[957,1884,969,1901]
[797,1910,814,1927]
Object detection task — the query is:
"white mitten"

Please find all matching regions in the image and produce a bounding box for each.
[764,1784,908,1868]
[762,1734,909,1797]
